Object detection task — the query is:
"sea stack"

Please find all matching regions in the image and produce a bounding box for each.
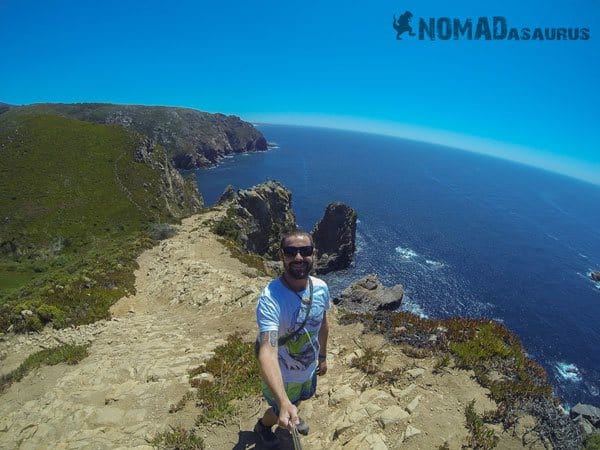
[312,202,357,274]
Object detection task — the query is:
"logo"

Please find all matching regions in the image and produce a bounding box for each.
[392,11,590,41]
[393,11,417,40]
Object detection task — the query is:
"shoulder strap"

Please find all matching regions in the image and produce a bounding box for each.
[278,277,313,346]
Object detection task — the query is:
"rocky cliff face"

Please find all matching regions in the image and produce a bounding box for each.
[217,181,297,258]
[11,103,268,169]
[334,273,404,313]
[312,202,357,274]
[134,137,203,218]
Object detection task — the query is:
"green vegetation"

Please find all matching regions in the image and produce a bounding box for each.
[149,426,205,450]
[0,343,89,392]
[4,103,266,171]
[211,207,241,241]
[350,345,387,375]
[585,433,600,450]
[338,311,573,447]
[188,333,260,424]
[217,238,267,275]
[0,111,192,332]
[465,400,499,449]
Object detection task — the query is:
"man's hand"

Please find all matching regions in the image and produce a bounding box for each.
[278,401,299,430]
[317,359,328,376]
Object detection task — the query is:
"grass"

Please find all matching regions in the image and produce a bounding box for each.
[0,343,89,392]
[188,333,260,424]
[0,111,198,332]
[149,426,205,450]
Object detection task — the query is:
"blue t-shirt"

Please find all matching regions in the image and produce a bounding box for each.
[256,276,331,384]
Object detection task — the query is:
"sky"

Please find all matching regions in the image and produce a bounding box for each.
[1,0,598,185]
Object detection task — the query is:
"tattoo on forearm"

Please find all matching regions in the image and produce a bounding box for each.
[269,330,278,347]
[261,331,278,347]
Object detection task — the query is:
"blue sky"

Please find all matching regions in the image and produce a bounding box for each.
[1,0,598,184]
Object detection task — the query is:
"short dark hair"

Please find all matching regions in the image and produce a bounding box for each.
[280,230,314,249]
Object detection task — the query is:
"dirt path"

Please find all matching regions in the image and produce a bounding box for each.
[0,209,542,449]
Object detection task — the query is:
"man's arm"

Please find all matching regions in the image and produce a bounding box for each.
[317,311,329,375]
[257,331,299,429]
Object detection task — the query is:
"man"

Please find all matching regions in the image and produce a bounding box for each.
[254,230,330,447]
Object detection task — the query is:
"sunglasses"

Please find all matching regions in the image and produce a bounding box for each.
[282,246,314,257]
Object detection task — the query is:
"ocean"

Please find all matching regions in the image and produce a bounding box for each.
[194,124,600,408]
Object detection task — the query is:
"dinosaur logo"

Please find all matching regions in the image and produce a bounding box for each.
[393,10,417,40]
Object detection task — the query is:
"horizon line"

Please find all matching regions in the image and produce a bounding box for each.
[244,113,600,188]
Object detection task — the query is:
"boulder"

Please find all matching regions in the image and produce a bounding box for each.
[591,271,600,282]
[312,202,357,274]
[570,403,600,427]
[334,274,404,313]
[573,415,596,436]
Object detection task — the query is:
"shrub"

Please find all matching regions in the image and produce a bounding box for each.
[585,433,600,450]
[148,223,177,241]
[350,346,386,375]
[36,304,67,328]
[465,400,499,449]
[211,216,240,241]
[189,333,260,424]
[149,426,204,450]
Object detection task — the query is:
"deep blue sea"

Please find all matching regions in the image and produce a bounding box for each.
[194,124,600,408]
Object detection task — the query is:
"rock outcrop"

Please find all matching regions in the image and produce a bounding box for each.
[312,202,357,274]
[10,103,268,169]
[334,273,404,313]
[591,271,600,282]
[135,137,203,218]
[218,184,236,203]
[570,403,600,437]
[217,181,297,258]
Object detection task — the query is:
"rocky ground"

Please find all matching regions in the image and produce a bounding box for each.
[0,208,547,449]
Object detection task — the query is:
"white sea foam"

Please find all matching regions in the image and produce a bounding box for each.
[401,297,428,318]
[579,253,589,259]
[395,246,418,260]
[425,259,445,269]
[555,362,582,383]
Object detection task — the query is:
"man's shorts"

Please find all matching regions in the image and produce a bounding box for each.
[261,372,317,416]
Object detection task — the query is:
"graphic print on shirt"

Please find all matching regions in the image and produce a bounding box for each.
[278,302,323,371]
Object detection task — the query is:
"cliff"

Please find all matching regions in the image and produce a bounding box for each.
[0,110,202,333]
[4,103,268,168]
[0,207,584,449]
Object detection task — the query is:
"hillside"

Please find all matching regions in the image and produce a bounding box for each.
[2,103,268,168]
[0,110,202,333]
[0,207,565,450]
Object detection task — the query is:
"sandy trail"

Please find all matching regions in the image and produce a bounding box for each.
[0,209,539,449]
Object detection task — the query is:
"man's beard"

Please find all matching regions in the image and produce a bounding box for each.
[285,261,313,280]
